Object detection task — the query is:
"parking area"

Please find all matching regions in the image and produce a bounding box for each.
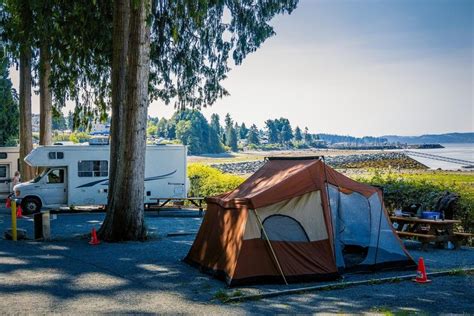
[1,206,473,314]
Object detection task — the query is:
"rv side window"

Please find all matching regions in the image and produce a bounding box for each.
[48,152,64,159]
[0,153,7,159]
[78,160,108,177]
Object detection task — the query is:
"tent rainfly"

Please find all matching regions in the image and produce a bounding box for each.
[184,157,416,286]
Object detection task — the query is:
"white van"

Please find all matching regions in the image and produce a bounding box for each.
[0,147,20,199]
[14,144,187,213]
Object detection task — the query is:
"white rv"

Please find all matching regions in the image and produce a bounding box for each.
[0,147,20,199]
[14,145,187,213]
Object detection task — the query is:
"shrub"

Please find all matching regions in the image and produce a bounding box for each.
[356,171,474,231]
[69,132,91,143]
[188,163,244,198]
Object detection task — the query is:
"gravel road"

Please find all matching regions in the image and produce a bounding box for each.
[1,207,473,314]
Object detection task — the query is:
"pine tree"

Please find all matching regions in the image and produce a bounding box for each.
[247,124,260,145]
[294,126,302,142]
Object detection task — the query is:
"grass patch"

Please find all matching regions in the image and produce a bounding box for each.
[447,268,468,276]
[213,289,244,303]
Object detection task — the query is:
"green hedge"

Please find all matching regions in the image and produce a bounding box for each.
[355,171,474,232]
[188,163,244,198]
[187,164,473,233]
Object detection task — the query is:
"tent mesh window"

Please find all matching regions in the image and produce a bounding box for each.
[339,191,371,267]
[262,215,310,242]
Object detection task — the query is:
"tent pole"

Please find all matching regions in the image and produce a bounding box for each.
[253,209,288,285]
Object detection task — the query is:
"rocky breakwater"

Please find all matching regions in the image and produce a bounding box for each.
[211,152,427,175]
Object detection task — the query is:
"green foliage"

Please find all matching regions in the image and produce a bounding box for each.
[51,132,69,142]
[265,118,293,144]
[68,132,91,143]
[239,122,248,139]
[356,171,474,231]
[147,121,158,137]
[294,126,302,141]
[0,52,18,146]
[247,124,260,145]
[52,108,67,130]
[172,109,224,155]
[304,126,312,143]
[188,163,244,198]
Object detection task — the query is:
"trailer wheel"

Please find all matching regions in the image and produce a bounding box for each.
[21,197,42,215]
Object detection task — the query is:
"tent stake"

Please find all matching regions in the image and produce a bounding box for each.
[253,209,288,285]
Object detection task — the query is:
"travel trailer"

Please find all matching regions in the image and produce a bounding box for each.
[0,147,20,199]
[14,145,187,214]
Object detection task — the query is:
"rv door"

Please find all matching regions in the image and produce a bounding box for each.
[43,168,68,206]
[0,164,10,196]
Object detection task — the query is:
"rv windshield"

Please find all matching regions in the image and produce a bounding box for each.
[32,169,49,183]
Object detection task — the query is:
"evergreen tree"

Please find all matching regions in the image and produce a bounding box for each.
[265,119,279,143]
[239,122,249,139]
[224,113,233,146]
[247,124,260,145]
[210,113,221,136]
[280,123,293,144]
[294,126,302,141]
[156,118,168,138]
[0,55,19,146]
[52,109,67,130]
[228,127,238,152]
[66,111,74,131]
[304,126,312,143]
[234,122,240,140]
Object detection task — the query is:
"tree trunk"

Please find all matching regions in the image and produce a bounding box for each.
[19,47,34,181]
[99,0,151,241]
[39,43,53,146]
[99,0,130,239]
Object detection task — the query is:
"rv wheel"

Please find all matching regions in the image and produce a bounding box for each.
[21,197,42,215]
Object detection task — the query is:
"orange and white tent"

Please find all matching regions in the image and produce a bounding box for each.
[185,157,415,285]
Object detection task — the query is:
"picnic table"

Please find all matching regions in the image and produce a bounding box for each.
[148,197,204,216]
[389,216,471,250]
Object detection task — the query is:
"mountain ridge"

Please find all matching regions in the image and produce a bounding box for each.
[381,132,473,144]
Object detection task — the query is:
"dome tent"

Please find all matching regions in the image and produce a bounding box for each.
[185,157,415,286]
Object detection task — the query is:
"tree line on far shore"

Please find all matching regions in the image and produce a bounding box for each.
[146,110,324,155]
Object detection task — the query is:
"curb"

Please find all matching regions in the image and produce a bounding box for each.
[224,267,474,303]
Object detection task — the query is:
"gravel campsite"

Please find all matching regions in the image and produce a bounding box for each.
[1,207,473,314]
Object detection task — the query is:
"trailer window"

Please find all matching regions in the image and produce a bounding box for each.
[0,153,7,159]
[0,166,6,178]
[78,160,108,177]
[48,152,64,159]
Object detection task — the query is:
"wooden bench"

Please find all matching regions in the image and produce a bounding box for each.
[396,231,436,251]
[454,232,473,247]
[396,231,436,239]
[454,232,474,237]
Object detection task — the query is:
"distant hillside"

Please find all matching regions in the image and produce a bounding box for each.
[382,132,474,144]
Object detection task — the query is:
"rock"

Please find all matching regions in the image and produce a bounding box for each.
[211,152,427,175]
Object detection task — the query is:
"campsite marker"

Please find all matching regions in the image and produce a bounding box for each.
[89,228,100,245]
[413,257,431,283]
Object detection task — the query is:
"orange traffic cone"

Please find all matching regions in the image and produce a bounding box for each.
[16,205,23,218]
[89,228,100,245]
[413,257,431,283]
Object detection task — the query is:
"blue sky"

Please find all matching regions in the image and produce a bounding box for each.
[12,0,473,136]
